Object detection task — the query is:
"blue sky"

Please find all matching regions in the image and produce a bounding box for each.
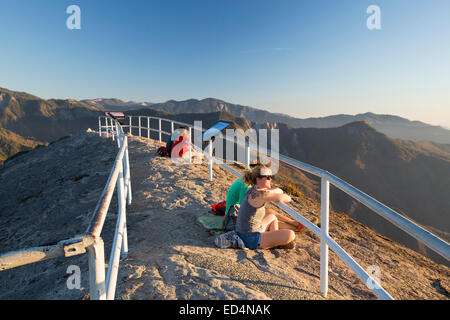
[1,0,449,127]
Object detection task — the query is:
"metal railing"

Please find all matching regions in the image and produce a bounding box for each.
[110,114,450,300]
[91,116,132,299]
[0,116,132,300]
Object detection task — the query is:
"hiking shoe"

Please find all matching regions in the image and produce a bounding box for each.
[214,231,246,249]
[215,234,232,248]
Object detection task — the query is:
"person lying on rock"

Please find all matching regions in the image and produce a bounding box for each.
[235,164,310,249]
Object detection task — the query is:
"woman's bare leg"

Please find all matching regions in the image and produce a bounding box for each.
[266,208,301,231]
[278,222,298,231]
[259,229,295,249]
[261,213,278,232]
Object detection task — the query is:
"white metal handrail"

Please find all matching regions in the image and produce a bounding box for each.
[94,116,132,299]
[102,114,450,300]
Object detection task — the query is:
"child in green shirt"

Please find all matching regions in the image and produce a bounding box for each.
[225,178,251,215]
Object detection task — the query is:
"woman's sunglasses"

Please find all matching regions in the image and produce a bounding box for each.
[258,175,273,180]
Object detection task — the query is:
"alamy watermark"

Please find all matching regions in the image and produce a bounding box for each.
[66,265,81,290]
[66,5,81,30]
[366,5,381,30]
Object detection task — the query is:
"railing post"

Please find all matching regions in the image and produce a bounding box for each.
[121,215,128,260]
[105,158,127,300]
[188,127,192,164]
[87,237,106,300]
[115,123,121,148]
[171,121,174,134]
[111,118,115,142]
[245,140,250,169]
[106,118,110,138]
[98,117,102,137]
[147,117,150,139]
[120,153,128,259]
[129,116,132,136]
[159,119,162,142]
[138,116,142,137]
[124,139,132,205]
[209,140,213,181]
[121,137,129,257]
[320,177,330,297]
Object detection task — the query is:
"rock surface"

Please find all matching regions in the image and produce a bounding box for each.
[0,131,449,300]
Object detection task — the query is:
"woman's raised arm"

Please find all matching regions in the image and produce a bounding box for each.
[247,188,291,208]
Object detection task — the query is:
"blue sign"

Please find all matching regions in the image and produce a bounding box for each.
[202,121,232,141]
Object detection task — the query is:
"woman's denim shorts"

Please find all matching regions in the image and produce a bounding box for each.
[236,231,261,249]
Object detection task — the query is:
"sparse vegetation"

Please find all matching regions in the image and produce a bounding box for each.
[280,182,303,198]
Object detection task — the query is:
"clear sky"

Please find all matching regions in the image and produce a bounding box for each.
[1,0,449,128]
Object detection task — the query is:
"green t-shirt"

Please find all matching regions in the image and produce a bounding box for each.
[225,178,251,215]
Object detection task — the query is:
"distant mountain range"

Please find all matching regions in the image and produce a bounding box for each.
[81,98,153,111]
[82,97,450,144]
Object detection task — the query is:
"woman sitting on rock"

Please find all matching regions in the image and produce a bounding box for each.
[235,164,307,249]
